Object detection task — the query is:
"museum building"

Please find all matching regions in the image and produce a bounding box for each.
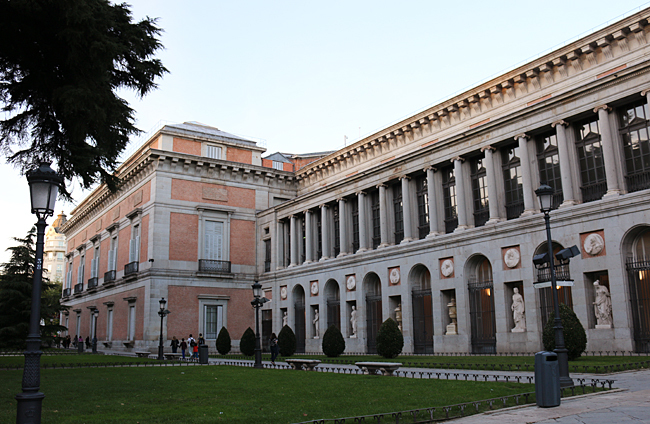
[62,9,650,354]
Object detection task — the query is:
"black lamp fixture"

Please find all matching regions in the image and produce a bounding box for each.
[17,162,63,424]
[157,298,171,360]
[251,280,270,369]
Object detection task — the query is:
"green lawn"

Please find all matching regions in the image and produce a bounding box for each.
[0,354,158,368]
[0,365,532,424]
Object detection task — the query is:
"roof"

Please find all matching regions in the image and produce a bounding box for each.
[163,121,259,148]
[264,152,293,163]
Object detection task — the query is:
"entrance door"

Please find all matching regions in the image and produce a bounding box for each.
[294,297,306,353]
[261,310,272,353]
[412,288,433,354]
[468,279,496,354]
[366,294,382,354]
[626,259,650,353]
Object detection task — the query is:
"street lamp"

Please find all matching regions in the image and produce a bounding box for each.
[535,184,573,388]
[157,298,171,360]
[251,280,269,369]
[92,309,99,354]
[16,162,63,424]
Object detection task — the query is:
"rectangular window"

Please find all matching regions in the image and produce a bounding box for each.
[272,161,283,170]
[442,167,458,234]
[371,191,381,249]
[470,157,489,227]
[285,218,291,267]
[576,118,607,202]
[57,252,64,260]
[416,176,429,240]
[129,225,140,263]
[127,305,136,340]
[77,254,85,285]
[300,215,306,264]
[66,263,73,289]
[204,220,224,260]
[351,197,359,252]
[536,133,563,209]
[619,102,650,192]
[393,183,404,244]
[108,236,118,272]
[264,239,271,272]
[90,245,100,279]
[316,211,322,259]
[204,305,223,339]
[501,146,524,219]
[332,203,340,257]
[206,145,222,160]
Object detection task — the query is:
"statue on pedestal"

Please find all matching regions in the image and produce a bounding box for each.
[282,311,288,327]
[446,298,457,335]
[313,309,319,339]
[350,306,357,338]
[511,287,526,332]
[395,303,402,331]
[593,280,612,328]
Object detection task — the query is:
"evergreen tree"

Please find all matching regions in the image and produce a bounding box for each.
[322,325,345,357]
[376,318,404,359]
[216,327,231,355]
[239,327,255,356]
[278,325,296,357]
[0,0,167,196]
[0,227,68,349]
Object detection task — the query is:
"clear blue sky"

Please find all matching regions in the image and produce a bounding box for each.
[1,0,648,263]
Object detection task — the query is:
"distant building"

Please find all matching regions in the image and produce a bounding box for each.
[43,212,67,282]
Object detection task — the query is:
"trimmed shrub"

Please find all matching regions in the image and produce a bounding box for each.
[542,303,587,360]
[278,325,296,357]
[240,327,255,356]
[376,318,404,359]
[216,327,231,355]
[322,325,345,357]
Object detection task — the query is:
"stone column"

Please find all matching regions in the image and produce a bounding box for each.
[453,157,468,231]
[481,146,500,223]
[357,191,368,252]
[552,120,576,207]
[320,205,330,261]
[515,134,536,215]
[338,198,348,257]
[275,220,283,270]
[289,215,298,267]
[400,176,413,243]
[425,167,440,236]
[594,105,621,197]
[305,210,313,263]
[378,184,389,247]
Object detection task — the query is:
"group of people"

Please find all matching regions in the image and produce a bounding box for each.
[170,333,205,360]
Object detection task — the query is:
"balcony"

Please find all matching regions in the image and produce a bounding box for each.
[73,283,83,294]
[536,263,571,283]
[104,270,116,283]
[62,288,71,298]
[198,259,231,274]
[124,261,139,276]
[87,277,98,289]
[626,170,650,193]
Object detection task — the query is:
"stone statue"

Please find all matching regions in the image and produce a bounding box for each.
[282,311,288,327]
[350,306,357,338]
[313,309,319,339]
[446,298,457,335]
[593,280,613,328]
[395,303,403,331]
[511,287,526,332]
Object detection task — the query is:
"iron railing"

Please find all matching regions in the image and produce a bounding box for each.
[581,181,607,203]
[87,277,98,289]
[104,270,116,283]
[626,171,650,193]
[505,201,524,220]
[62,288,71,298]
[124,261,139,276]
[73,283,83,294]
[473,209,489,227]
[625,258,650,353]
[198,259,231,273]
[536,263,571,283]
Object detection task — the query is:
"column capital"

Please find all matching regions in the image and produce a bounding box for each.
[452,156,465,163]
[514,133,529,141]
[304,209,312,216]
[423,165,437,172]
[551,119,568,128]
[642,88,650,97]
[376,183,386,189]
[399,175,411,181]
[319,204,329,209]
[355,190,366,196]
[480,145,495,153]
[593,104,611,114]
[336,197,347,203]
[289,214,295,219]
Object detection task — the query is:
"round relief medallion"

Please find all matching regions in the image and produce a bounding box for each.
[310,281,319,295]
[346,275,356,291]
[441,259,454,277]
[584,233,604,256]
[280,286,287,300]
[389,268,400,285]
[504,248,520,269]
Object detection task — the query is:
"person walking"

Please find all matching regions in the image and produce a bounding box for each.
[269,333,279,365]
[170,336,179,353]
[180,338,187,359]
[188,334,198,360]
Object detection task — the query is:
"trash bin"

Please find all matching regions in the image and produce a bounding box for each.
[199,344,209,364]
[78,341,84,354]
[535,351,561,407]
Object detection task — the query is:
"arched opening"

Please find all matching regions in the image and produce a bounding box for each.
[364,273,382,354]
[324,280,340,331]
[624,226,650,353]
[292,285,306,353]
[467,256,496,354]
[533,242,573,329]
[410,264,433,354]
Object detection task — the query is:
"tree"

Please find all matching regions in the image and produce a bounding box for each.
[0,227,68,349]
[376,318,404,359]
[278,325,296,357]
[239,327,255,356]
[0,0,167,196]
[215,327,231,355]
[322,325,345,357]
[542,303,587,361]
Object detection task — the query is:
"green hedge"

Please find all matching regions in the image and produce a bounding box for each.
[376,318,403,359]
[322,325,345,357]
[542,303,587,361]
[240,327,255,356]
[278,325,296,357]
[216,327,231,355]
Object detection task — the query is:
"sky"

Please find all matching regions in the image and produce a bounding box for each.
[2,0,649,263]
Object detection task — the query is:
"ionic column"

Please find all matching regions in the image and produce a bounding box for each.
[304,210,313,263]
[289,215,298,267]
[378,184,389,247]
[275,220,283,270]
[357,191,369,252]
[552,120,576,207]
[594,105,621,197]
[320,204,330,261]
[453,157,468,231]
[337,198,349,257]
[400,176,413,243]
[481,146,500,223]
[425,167,440,236]
[642,88,650,111]
[515,134,536,215]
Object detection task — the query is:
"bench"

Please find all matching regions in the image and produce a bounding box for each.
[285,359,321,371]
[355,362,402,376]
[134,351,151,358]
[164,353,182,360]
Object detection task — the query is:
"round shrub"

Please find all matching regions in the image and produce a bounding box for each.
[376,318,403,359]
[239,327,256,356]
[322,325,345,357]
[278,325,296,357]
[542,303,587,360]
[216,327,231,355]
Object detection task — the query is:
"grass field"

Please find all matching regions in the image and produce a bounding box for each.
[0,365,533,424]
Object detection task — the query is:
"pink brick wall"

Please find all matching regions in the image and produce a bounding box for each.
[230,219,256,266]
[170,179,255,209]
[173,137,201,156]
[226,147,253,164]
[169,212,198,262]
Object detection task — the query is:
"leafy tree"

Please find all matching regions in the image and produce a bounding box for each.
[239,327,255,356]
[322,325,345,357]
[0,227,68,349]
[278,325,296,357]
[376,318,404,359]
[0,0,167,196]
[543,303,587,361]
[216,327,231,355]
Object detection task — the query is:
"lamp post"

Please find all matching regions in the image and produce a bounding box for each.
[535,184,573,388]
[157,298,170,360]
[92,309,99,354]
[16,162,63,424]
[251,280,269,369]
